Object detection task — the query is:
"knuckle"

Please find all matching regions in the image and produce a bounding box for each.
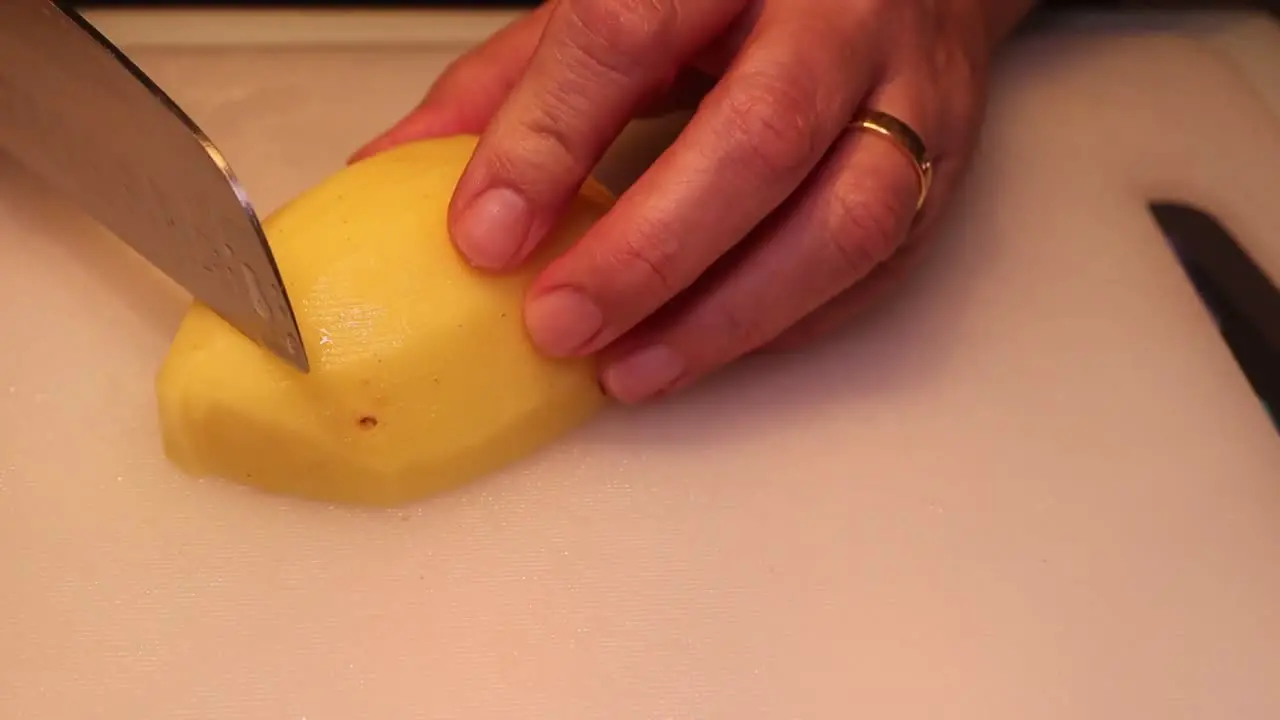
[562,0,678,76]
[513,91,597,178]
[607,220,683,297]
[826,184,909,276]
[705,300,776,354]
[485,94,600,193]
[479,127,578,204]
[719,72,824,179]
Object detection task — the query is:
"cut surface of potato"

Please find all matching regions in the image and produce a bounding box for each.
[156,135,612,506]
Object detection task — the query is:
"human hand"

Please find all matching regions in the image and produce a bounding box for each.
[352,0,1036,403]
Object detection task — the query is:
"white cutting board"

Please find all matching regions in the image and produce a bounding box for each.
[2,10,1279,719]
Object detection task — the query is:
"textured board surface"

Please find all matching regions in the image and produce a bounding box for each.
[2,12,1280,720]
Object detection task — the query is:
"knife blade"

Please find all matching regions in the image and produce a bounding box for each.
[1149,201,1279,425]
[0,0,308,372]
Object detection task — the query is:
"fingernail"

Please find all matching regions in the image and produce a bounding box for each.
[454,187,530,269]
[524,288,603,356]
[602,345,685,403]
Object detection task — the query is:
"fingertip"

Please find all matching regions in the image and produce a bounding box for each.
[600,344,686,404]
[450,186,534,270]
[523,286,604,358]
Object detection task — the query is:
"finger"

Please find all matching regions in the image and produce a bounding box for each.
[764,236,926,351]
[348,6,552,164]
[687,1,763,76]
[448,0,743,270]
[598,100,931,403]
[767,72,983,351]
[522,13,876,361]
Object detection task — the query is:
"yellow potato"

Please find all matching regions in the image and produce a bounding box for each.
[156,135,612,506]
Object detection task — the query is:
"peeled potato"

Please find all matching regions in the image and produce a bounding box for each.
[156,135,612,506]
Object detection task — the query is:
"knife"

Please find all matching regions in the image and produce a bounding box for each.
[1149,201,1279,426]
[0,0,308,372]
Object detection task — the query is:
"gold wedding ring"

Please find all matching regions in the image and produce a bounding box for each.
[851,110,934,214]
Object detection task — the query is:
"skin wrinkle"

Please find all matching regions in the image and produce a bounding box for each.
[717,71,827,181]
[353,0,1048,402]
[561,0,682,73]
[524,52,619,174]
[604,214,685,299]
[554,15,876,357]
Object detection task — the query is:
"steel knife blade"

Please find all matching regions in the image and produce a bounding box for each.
[0,0,308,371]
